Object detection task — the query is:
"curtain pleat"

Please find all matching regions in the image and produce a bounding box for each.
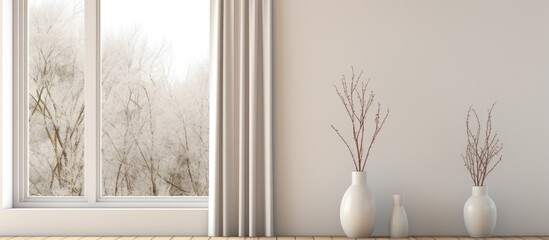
[208,0,273,237]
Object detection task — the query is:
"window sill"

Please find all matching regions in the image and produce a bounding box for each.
[3,207,208,211]
[0,207,208,235]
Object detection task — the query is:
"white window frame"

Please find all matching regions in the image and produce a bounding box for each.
[0,0,212,234]
[13,0,209,208]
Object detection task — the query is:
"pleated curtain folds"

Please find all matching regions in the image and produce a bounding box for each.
[208,0,273,237]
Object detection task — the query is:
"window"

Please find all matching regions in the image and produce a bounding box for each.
[15,0,209,207]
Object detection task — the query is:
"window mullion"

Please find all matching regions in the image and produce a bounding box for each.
[13,0,27,205]
[84,0,99,205]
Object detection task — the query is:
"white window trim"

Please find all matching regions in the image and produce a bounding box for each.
[0,0,212,235]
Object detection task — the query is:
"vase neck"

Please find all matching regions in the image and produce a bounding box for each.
[351,171,367,185]
[393,195,403,206]
[472,186,488,196]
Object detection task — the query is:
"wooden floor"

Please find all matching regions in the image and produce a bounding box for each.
[1,237,549,240]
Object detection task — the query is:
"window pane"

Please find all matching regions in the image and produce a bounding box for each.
[101,0,209,196]
[28,0,85,196]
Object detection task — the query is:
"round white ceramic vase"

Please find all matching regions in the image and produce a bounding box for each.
[463,186,497,237]
[389,195,409,238]
[340,171,376,238]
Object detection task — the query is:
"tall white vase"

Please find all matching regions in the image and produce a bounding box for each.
[463,186,497,237]
[340,171,375,238]
[389,195,409,238]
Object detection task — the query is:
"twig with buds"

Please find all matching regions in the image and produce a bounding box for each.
[462,103,503,186]
[331,67,389,171]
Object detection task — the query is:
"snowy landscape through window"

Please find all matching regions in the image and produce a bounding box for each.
[28,0,85,196]
[27,0,209,198]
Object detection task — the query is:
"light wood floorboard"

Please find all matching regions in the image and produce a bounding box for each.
[312,237,331,240]
[332,237,352,240]
[152,237,173,240]
[2,237,549,239]
[10,237,30,240]
[191,237,210,240]
[79,237,101,240]
[276,237,295,240]
[62,237,83,240]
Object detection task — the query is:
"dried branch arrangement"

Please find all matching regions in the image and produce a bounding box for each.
[462,103,503,186]
[331,67,389,172]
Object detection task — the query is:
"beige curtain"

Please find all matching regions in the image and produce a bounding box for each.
[208,0,273,237]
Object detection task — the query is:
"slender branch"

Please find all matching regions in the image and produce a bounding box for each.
[331,125,359,171]
[362,105,389,171]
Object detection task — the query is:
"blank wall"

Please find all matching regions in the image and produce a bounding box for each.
[273,0,549,236]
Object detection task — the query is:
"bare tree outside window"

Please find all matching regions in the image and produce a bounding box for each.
[28,0,85,196]
[26,0,209,197]
[100,0,209,196]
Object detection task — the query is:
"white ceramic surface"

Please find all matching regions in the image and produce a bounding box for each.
[340,171,376,238]
[464,186,497,237]
[389,194,409,238]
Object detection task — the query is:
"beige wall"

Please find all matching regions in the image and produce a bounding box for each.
[273,0,549,236]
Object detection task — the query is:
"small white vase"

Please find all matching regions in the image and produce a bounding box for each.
[463,186,497,237]
[340,171,376,238]
[389,195,409,238]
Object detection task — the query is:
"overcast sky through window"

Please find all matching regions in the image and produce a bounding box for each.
[101,0,210,81]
